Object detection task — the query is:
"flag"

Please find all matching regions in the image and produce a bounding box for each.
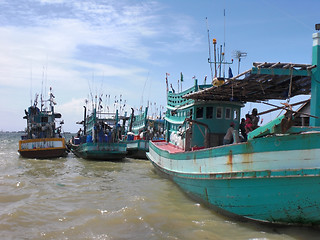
[180,72,183,82]
[228,67,233,78]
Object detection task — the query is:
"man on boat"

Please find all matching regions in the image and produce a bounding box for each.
[223,122,235,145]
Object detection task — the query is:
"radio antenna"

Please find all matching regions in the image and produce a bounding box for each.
[233,50,247,75]
[206,17,214,81]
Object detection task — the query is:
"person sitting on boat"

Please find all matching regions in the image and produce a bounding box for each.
[245,114,253,133]
[77,128,82,138]
[223,122,235,145]
[251,108,260,130]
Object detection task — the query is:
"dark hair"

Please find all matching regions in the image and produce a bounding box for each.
[252,108,258,114]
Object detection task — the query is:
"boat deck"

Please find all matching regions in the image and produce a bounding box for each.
[152,140,185,154]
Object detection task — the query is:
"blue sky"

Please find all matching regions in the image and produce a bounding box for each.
[0,0,318,132]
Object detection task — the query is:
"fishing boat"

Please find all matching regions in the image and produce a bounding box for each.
[147,30,320,225]
[124,107,164,159]
[18,88,67,159]
[69,104,128,161]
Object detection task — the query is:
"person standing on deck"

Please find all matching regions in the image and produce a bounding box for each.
[223,122,235,145]
[251,108,260,130]
[239,118,247,141]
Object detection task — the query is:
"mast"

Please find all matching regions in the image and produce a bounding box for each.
[223,8,226,78]
[83,106,87,134]
[129,107,134,132]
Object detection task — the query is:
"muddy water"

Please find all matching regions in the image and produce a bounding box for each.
[1,132,319,239]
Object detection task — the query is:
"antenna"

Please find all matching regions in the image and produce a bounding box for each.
[140,72,149,109]
[206,17,214,80]
[233,50,247,75]
[30,65,33,106]
[223,8,226,78]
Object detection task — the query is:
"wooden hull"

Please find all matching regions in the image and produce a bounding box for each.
[71,142,127,161]
[124,139,149,159]
[18,138,67,159]
[147,132,320,225]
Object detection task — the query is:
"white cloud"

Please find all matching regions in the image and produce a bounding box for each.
[0,0,204,131]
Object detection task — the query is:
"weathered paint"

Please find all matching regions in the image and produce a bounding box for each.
[148,153,320,225]
[147,131,320,225]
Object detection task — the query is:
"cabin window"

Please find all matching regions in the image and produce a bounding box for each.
[233,109,238,120]
[225,108,231,119]
[216,107,222,119]
[206,106,213,119]
[196,107,203,119]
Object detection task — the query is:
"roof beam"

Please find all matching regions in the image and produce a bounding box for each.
[251,67,311,77]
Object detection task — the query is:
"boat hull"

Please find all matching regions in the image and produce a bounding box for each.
[18,138,67,159]
[125,139,149,159]
[147,132,320,225]
[72,142,127,161]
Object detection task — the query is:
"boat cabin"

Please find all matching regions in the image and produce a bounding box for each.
[165,57,317,151]
[166,78,243,150]
[77,107,128,144]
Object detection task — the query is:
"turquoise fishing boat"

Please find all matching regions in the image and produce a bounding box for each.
[124,107,164,159]
[19,88,67,159]
[70,105,127,161]
[124,107,150,159]
[147,30,320,225]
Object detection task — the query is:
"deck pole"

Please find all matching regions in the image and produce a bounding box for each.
[310,32,320,126]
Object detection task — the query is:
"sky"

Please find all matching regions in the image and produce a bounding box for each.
[0,0,319,132]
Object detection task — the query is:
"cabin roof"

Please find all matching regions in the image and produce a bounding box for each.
[184,62,315,102]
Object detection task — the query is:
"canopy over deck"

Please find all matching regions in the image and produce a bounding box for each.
[184,62,315,102]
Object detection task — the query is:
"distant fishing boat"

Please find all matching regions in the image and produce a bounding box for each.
[147,29,320,225]
[69,103,128,161]
[18,88,67,159]
[124,107,164,159]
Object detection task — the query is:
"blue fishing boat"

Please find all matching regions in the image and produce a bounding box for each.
[70,105,127,161]
[19,88,67,159]
[124,107,165,159]
[147,29,320,225]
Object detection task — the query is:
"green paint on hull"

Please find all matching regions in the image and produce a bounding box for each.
[72,142,127,161]
[150,158,320,225]
[123,139,149,159]
[147,131,320,225]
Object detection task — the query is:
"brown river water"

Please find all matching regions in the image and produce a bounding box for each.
[1,132,320,240]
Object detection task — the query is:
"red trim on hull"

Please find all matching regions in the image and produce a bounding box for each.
[151,140,185,154]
